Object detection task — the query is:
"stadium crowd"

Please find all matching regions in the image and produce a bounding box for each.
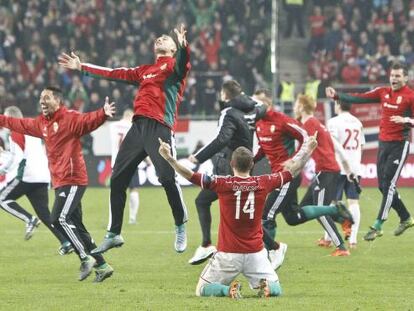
[307,0,414,87]
[0,0,270,117]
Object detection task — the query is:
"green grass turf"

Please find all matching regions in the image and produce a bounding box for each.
[0,187,413,310]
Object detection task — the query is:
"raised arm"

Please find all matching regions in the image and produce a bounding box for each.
[69,97,115,136]
[58,52,142,85]
[0,115,42,138]
[159,138,194,180]
[326,86,382,104]
[173,24,191,78]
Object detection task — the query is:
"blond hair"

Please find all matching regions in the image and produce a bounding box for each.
[296,94,316,114]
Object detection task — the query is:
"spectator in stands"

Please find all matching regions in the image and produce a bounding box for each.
[283,0,305,39]
[340,57,362,85]
[309,6,326,52]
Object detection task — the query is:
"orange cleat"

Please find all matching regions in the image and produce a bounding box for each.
[228,280,242,299]
[331,248,351,256]
[342,220,352,240]
[257,279,270,298]
[317,238,332,248]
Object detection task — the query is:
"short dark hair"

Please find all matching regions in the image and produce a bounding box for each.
[231,147,253,172]
[337,100,352,112]
[390,61,408,76]
[222,80,242,100]
[45,86,63,102]
[254,88,272,98]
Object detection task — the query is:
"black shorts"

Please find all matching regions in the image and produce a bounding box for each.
[335,175,360,200]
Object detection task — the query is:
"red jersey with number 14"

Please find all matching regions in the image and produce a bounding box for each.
[302,116,340,173]
[190,171,292,253]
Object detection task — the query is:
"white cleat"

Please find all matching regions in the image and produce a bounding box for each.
[175,224,187,253]
[188,245,217,265]
[268,243,288,270]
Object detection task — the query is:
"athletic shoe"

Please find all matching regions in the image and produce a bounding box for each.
[93,264,114,283]
[228,280,242,299]
[268,242,288,270]
[188,245,217,265]
[317,238,332,248]
[257,279,270,298]
[91,233,124,255]
[363,226,383,241]
[342,220,352,240]
[79,255,96,281]
[24,216,41,240]
[336,201,354,224]
[331,248,350,256]
[394,217,414,236]
[58,241,74,255]
[175,224,187,253]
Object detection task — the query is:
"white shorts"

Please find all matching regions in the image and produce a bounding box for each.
[195,248,278,296]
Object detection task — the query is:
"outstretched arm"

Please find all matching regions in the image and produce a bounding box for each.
[58,52,142,85]
[174,24,191,78]
[159,138,194,180]
[0,115,42,137]
[326,86,382,104]
[390,115,414,126]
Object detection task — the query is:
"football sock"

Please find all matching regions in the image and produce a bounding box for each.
[201,283,229,297]
[301,205,337,220]
[348,203,360,244]
[129,191,139,222]
[373,219,384,231]
[269,281,282,296]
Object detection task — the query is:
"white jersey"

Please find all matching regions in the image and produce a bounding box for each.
[109,119,133,168]
[0,133,50,183]
[327,112,365,176]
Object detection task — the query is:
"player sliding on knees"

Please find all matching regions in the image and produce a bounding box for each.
[158,133,352,298]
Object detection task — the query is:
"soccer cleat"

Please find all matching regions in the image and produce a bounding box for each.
[317,238,332,248]
[331,248,350,256]
[257,279,270,298]
[58,241,74,255]
[175,224,187,253]
[91,233,124,255]
[79,255,96,281]
[342,220,352,240]
[268,242,288,270]
[25,216,41,240]
[363,226,383,241]
[394,217,414,236]
[228,280,242,299]
[188,245,217,265]
[93,264,114,283]
[336,201,354,224]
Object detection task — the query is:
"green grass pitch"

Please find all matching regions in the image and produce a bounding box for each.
[0,187,413,310]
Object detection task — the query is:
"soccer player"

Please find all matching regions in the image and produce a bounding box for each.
[294,94,351,256]
[327,100,364,248]
[0,106,73,254]
[253,89,354,266]
[0,87,115,282]
[158,136,317,298]
[187,80,266,265]
[59,25,191,254]
[325,61,414,240]
[109,109,140,224]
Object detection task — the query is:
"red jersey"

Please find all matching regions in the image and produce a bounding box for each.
[81,46,191,130]
[0,106,107,188]
[302,117,340,173]
[190,171,292,253]
[337,85,414,141]
[255,110,308,172]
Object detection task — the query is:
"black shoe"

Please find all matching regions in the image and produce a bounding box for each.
[79,255,96,281]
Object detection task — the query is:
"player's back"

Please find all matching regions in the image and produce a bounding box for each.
[328,112,364,175]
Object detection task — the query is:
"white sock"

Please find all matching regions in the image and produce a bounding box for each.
[348,203,360,244]
[129,191,139,223]
[324,231,332,241]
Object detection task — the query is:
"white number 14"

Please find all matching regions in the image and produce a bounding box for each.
[234,190,255,220]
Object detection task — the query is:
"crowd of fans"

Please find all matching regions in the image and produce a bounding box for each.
[307,0,414,87]
[0,0,271,117]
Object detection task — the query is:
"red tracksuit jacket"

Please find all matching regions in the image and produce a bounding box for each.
[81,46,191,130]
[0,106,107,188]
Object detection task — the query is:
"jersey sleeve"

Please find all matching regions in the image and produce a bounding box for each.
[263,171,293,192]
[68,108,107,137]
[327,118,339,140]
[0,115,42,138]
[189,172,217,190]
[174,45,191,79]
[81,64,144,85]
[337,87,382,104]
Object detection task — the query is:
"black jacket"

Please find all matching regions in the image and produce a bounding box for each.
[194,94,265,168]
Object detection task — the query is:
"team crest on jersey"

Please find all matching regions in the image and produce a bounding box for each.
[53,122,59,133]
[385,94,390,99]
[270,125,276,133]
[396,96,402,104]
[257,126,261,132]
[42,126,47,137]
[160,63,167,71]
